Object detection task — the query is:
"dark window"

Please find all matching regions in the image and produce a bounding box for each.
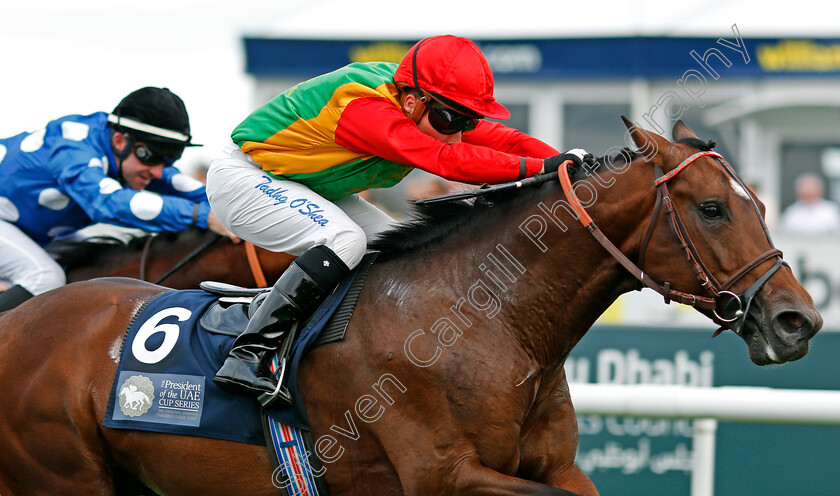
[563,103,632,157]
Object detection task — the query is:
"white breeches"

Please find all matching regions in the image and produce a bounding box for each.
[206,143,396,270]
[0,220,66,294]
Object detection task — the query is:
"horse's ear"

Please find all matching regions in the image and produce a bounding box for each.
[672,120,698,140]
[620,115,677,167]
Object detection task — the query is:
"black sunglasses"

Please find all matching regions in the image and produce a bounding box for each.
[427,103,480,135]
[133,143,170,166]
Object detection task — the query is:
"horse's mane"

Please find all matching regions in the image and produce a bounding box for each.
[590,147,639,173]
[369,197,485,257]
[676,137,717,151]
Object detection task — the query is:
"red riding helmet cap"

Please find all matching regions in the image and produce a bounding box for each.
[394,35,510,120]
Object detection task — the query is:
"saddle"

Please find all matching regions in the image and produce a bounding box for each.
[197,281,265,337]
[201,254,378,408]
[197,261,370,350]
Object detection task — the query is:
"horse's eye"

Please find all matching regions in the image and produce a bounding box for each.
[700,203,723,219]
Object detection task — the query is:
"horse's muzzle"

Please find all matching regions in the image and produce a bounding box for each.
[747,307,822,365]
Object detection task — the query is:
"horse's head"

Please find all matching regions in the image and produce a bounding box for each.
[621,117,822,365]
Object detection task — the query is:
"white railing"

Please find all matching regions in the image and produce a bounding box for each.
[569,384,840,496]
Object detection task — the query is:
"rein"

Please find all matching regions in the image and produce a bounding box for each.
[557,150,786,335]
[138,234,157,281]
[556,160,717,310]
[153,234,223,284]
[245,241,268,287]
[140,234,269,287]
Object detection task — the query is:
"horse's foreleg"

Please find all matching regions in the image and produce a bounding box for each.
[436,459,584,496]
[388,445,585,496]
[544,463,599,496]
[518,371,599,496]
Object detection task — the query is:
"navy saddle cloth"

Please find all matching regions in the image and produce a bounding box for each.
[103,255,370,445]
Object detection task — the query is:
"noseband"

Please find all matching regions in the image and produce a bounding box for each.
[558,150,786,336]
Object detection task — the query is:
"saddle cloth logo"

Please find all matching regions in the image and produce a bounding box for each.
[118,375,154,417]
[112,370,206,427]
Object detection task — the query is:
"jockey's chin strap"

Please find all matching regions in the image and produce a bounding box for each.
[111,130,135,186]
[557,150,786,337]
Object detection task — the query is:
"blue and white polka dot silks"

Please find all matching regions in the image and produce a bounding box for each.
[0,112,210,245]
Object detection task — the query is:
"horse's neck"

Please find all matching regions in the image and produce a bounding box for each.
[511,162,654,365]
[493,164,653,366]
[500,206,633,366]
[377,170,650,369]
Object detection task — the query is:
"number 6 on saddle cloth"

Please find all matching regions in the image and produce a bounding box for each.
[104,253,376,444]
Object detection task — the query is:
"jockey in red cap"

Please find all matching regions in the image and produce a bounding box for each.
[206,35,591,398]
[394,35,511,120]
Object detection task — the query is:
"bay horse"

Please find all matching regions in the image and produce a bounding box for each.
[56,227,294,288]
[0,119,821,496]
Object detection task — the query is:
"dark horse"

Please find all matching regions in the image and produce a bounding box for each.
[0,120,822,495]
[56,228,294,289]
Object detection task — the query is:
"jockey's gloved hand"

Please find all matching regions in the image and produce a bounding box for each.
[543,148,595,174]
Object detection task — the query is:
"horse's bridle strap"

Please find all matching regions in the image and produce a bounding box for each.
[134,234,266,287]
[653,159,784,300]
[720,248,783,291]
[155,234,223,285]
[654,151,723,186]
[556,159,716,310]
[566,142,793,332]
[586,225,717,310]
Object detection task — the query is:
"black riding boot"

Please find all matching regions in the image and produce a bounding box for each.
[0,285,34,312]
[213,245,350,396]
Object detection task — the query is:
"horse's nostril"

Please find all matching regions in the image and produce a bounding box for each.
[774,311,814,340]
[781,312,806,330]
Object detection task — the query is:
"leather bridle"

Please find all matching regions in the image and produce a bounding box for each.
[558,150,787,336]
